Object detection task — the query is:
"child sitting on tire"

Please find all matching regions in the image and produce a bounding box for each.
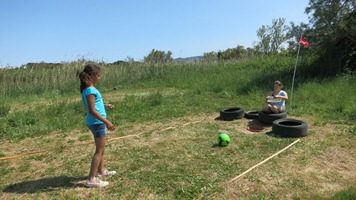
[262,80,288,113]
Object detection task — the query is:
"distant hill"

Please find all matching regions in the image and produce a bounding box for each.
[174,56,202,62]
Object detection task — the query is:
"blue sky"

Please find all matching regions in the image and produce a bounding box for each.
[0,0,309,67]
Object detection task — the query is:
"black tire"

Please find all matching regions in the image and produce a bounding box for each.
[258,111,287,125]
[272,118,308,137]
[244,110,259,119]
[220,107,245,121]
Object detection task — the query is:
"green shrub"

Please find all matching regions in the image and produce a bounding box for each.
[0,105,10,117]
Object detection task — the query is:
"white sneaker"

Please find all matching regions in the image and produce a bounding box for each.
[85,177,109,188]
[98,170,117,177]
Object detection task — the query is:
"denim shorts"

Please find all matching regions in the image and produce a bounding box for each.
[88,124,107,138]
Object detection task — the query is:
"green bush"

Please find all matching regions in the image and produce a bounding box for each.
[0,105,10,117]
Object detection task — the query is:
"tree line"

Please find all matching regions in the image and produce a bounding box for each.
[144,0,355,75]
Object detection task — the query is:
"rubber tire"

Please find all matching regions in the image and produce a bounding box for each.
[258,111,287,125]
[244,110,259,119]
[220,107,245,121]
[272,118,308,137]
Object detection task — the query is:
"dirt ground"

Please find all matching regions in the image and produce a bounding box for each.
[0,113,355,199]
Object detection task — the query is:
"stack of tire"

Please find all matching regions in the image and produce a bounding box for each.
[258,111,287,125]
[244,110,259,119]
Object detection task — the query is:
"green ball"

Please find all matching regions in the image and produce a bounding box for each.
[218,133,230,147]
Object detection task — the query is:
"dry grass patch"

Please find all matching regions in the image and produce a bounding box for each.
[0,114,355,199]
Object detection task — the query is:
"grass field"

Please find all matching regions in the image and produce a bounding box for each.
[0,57,355,199]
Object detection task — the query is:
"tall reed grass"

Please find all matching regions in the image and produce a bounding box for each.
[0,56,299,101]
[0,55,355,141]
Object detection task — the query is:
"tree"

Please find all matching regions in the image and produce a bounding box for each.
[255,25,271,54]
[270,18,289,53]
[125,56,135,63]
[217,45,247,60]
[255,18,289,54]
[305,0,356,73]
[144,49,173,63]
[203,51,217,63]
[286,22,311,53]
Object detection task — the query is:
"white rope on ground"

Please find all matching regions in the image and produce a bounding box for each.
[0,120,203,161]
[229,139,301,183]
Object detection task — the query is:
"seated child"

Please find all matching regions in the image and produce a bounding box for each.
[262,80,288,113]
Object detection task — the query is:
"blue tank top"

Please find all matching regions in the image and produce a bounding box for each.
[270,90,287,108]
[82,87,107,126]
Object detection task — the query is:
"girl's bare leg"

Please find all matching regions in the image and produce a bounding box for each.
[262,104,271,112]
[89,136,106,180]
[277,106,285,113]
[270,106,279,113]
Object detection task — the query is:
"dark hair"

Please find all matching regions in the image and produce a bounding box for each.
[79,64,101,93]
[274,80,283,88]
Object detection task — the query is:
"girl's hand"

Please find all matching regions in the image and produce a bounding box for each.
[105,104,114,109]
[106,121,115,131]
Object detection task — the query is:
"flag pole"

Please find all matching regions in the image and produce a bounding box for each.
[290,36,302,110]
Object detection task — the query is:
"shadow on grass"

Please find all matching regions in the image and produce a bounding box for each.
[3,175,87,194]
[265,131,283,138]
[214,116,222,121]
[211,144,223,148]
[214,116,232,121]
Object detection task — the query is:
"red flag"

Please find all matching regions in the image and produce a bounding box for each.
[299,37,310,47]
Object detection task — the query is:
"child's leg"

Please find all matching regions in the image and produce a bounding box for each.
[262,104,271,112]
[98,152,105,173]
[270,106,279,113]
[277,106,285,113]
[89,136,106,180]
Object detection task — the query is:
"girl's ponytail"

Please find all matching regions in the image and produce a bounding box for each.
[79,64,101,93]
[79,72,90,93]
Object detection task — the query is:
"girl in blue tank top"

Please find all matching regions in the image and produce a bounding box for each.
[79,64,116,188]
[262,80,288,113]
